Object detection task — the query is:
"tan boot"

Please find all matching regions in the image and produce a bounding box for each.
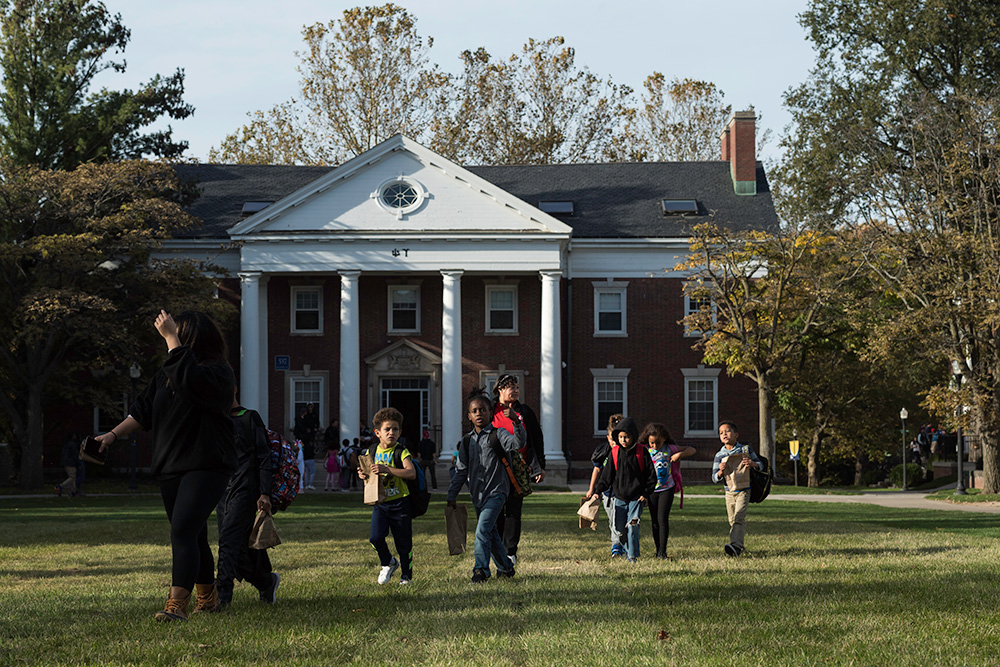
[192,582,220,614]
[154,586,190,622]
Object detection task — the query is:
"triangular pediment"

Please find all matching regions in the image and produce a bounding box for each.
[228,136,572,238]
[365,339,442,373]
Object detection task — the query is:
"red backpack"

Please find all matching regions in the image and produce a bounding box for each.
[610,443,648,472]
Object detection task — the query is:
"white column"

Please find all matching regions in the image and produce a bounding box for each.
[239,271,262,411]
[339,271,361,446]
[540,270,565,464]
[441,270,464,455]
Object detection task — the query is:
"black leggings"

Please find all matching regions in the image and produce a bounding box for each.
[648,488,675,556]
[160,470,230,590]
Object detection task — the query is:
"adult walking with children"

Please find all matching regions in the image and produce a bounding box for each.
[491,374,545,566]
[91,310,236,621]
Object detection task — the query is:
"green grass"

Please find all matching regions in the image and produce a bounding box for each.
[926,487,1000,503]
[3,492,999,666]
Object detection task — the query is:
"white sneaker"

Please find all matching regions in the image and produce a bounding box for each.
[399,577,412,585]
[378,557,399,584]
[508,554,517,566]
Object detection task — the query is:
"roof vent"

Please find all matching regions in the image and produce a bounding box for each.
[241,201,274,216]
[661,199,699,216]
[538,201,574,215]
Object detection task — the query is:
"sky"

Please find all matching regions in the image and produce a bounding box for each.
[99,0,816,165]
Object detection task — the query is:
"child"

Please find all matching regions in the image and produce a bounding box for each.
[585,413,625,557]
[446,391,525,583]
[711,421,762,557]
[640,423,695,559]
[216,396,280,608]
[358,407,417,584]
[325,443,341,491]
[338,439,352,491]
[587,417,655,562]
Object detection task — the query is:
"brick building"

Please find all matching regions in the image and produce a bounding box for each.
[50,110,776,481]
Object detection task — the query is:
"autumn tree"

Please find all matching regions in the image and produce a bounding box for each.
[679,224,861,464]
[0,0,193,169]
[613,75,731,162]
[210,4,448,165]
[779,0,1000,491]
[429,37,630,165]
[0,160,231,488]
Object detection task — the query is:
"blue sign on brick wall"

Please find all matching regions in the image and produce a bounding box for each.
[274,355,290,371]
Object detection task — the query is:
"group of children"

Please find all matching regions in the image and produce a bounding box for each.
[584,415,763,562]
[355,400,764,585]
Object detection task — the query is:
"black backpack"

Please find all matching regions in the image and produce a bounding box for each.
[749,454,772,503]
[368,443,430,517]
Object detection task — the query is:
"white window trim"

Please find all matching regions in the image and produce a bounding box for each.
[591,366,630,436]
[286,371,328,437]
[485,284,519,335]
[593,281,628,337]
[388,284,421,335]
[682,366,721,438]
[290,285,323,335]
[683,293,717,338]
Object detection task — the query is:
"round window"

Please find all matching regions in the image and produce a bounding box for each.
[381,182,419,209]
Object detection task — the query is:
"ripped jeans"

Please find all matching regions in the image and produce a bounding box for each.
[613,498,644,560]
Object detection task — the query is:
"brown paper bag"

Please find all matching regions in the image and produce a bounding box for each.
[249,510,281,549]
[358,453,385,505]
[577,495,600,530]
[723,454,752,491]
[445,503,467,555]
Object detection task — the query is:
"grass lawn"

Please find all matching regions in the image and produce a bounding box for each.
[2,491,999,666]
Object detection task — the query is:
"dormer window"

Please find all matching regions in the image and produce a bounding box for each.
[241,201,273,216]
[539,201,574,215]
[662,199,699,216]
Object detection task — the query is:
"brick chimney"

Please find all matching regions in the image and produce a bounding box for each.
[719,109,757,195]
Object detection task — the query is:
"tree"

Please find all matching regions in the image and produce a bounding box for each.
[210,4,448,165]
[615,75,731,162]
[780,0,1000,491]
[0,159,231,488]
[429,37,630,165]
[678,223,860,464]
[0,0,193,169]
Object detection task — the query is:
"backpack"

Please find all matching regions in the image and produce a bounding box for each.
[368,443,431,517]
[666,444,685,509]
[749,454,772,504]
[235,409,300,511]
[610,443,648,473]
[487,429,533,498]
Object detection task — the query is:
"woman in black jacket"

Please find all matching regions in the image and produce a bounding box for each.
[95,310,236,621]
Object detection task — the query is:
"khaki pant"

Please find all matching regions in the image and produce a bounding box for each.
[725,490,749,549]
[60,466,77,494]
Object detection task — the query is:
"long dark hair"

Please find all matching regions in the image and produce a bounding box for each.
[175,311,228,364]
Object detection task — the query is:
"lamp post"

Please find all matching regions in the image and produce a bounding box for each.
[953,361,967,495]
[900,408,909,491]
[128,362,140,492]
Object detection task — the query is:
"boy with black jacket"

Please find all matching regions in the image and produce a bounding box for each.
[216,397,279,607]
[586,417,655,562]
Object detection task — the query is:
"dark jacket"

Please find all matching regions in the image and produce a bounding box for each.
[228,407,273,500]
[447,423,525,509]
[594,418,655,501]
[130,345,236,479]
[515,400,545,472]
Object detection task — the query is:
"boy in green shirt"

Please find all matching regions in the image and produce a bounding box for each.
[358,407,417,584]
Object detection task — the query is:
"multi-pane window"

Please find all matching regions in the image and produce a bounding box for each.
[389,285,420,333]
[486,285,517,333]
[596,380,626,433]
[291,287,322,333]
[684,293,716,337]
[682,366,720,437]
[291,377,322,426]
[594,286,627,335]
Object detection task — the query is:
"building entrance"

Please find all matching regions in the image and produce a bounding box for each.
[379,378,429,453]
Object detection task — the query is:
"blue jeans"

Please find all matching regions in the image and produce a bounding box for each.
[613,498,644,560]
[602,492,623,551]
[474,493,512,575]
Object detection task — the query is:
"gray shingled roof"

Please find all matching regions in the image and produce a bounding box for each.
[173,161,778,240]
